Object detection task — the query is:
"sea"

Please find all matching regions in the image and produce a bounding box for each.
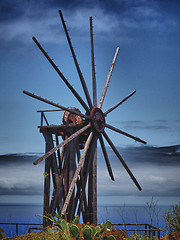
[0,204,170,238]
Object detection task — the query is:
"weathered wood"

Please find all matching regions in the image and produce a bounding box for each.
[77,139,94,220]
[43,132,60,215]
[88,135,97,224]
[102,130,142,191]
[67,131,76,222]
[49,145,70,213]
[90,17,97,107]
[72,141,82,217]
[59,10,93,110]
[23,91,90,121]
[103,90,136,116]
[37,109,63,112]
[42,112,49,126]
[32,36,90,113]
[75,142,91,217]
[42,132,51,227]
[27,10,146,227]
[98,134,114,181]
[105,123,147,144]
[98,47,120,109]
[55,134,61,170]
[61,132,93,216]
[60,146,65,169]
[33,123,91,165]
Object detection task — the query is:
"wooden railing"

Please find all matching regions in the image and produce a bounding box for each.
[0,222,43,236]
[37,109,63,126]
[112,223,161,239]
[0,222,161,239]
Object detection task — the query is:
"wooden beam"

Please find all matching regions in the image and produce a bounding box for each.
[102,130,142,191]
[103,90,136,116]
[61,132,93,216]
[88,135,97,224]
[32,36,90,113]
[105,123,147,144]
[98,134,115,181]
[23,90,90,121]
[90,17,97,107]
[59,10,93,110]
[98,47,120,109]
[33,123,91,165]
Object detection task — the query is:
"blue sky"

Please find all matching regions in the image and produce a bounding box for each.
[0,0,180,207]
[0,0,180,154]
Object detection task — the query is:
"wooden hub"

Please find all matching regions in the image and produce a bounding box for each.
[90,107,105,133]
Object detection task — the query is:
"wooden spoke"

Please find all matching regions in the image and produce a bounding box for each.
[104,90,136,116]
[105,123,146,145]
[98,47,120,109]
[61,132,93,215]
[90,17,97,106]
[33,123,91,165]
[98,134,115,181]
[32,36,90,113]
[102,131,142,191]
[23,90,90,121]
[59,10,93,110]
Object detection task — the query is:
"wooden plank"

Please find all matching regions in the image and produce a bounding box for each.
[67,132,76,222]
[42,132,51,227]
[48,145,69,213]
[76,139,94,218]
[43,132,59,215]
[55,134,61,170]
[61,132,93,216]
[88,135,97,224]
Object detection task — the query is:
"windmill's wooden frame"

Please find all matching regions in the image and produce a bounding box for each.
[23,10,146,226]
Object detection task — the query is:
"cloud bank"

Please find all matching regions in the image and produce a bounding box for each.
[0,145,180,204]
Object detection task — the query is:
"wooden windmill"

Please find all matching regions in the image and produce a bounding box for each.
[23,10,146,226]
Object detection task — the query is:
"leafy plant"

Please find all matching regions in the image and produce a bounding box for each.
[37,212,117,240]
[164,203,180,234]
[124,233,158,240]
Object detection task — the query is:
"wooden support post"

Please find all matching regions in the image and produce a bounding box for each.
[67,131,76,221]
[55,134,61,171]
[88,135,97,224]
[42,131,51,227]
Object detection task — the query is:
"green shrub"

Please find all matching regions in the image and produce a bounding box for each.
[164,203,180,233]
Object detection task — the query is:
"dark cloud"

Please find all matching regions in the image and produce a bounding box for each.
[97,144,180,188]
[110,120,171,131]
[0,153,42,166]
[0,0,179,45]
[0,185,42,196]
[117,145,180,166]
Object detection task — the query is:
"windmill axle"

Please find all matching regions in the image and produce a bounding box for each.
[90,107,105,133]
